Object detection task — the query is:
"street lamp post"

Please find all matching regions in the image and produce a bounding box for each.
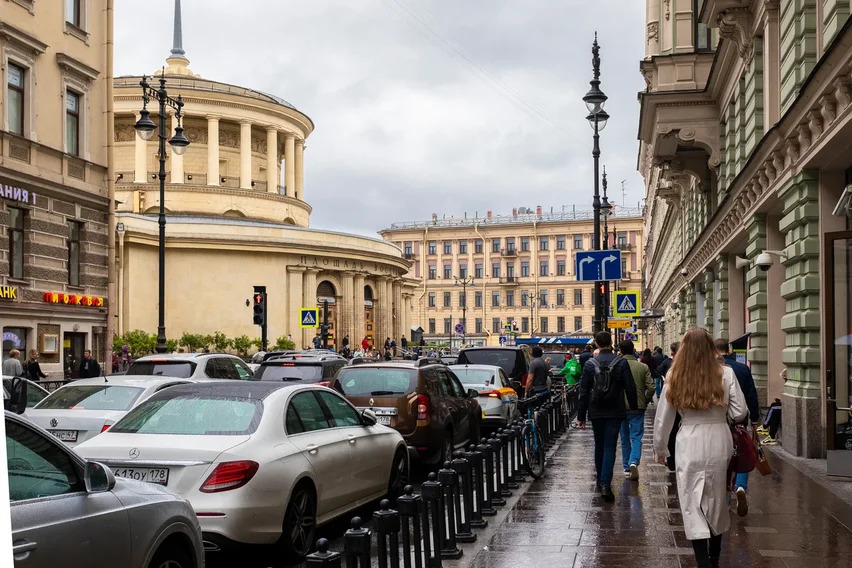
[583,33,610,334]
[454,275,475,347]
[601,170,613,339]
[134,74,190,353]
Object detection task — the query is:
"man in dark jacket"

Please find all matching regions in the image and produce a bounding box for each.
[577,331,638,502]
[78,349,101,378]
[715,338,760,517]
[578,344,593,369]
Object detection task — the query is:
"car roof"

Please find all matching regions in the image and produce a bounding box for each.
[132,353,239,361]
[144,379,296,400]
[264,354,343,364]
[49,376,189,389]
[449,364,504,372]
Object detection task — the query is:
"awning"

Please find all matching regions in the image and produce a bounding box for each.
[515,337,595,346]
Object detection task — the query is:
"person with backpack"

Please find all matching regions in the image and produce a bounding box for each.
[577,331,638,502]
[618,340,655,481]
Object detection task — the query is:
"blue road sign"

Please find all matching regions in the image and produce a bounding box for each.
[300,308,319,328]
[575,250,623,282]
[499,335,507,345]
[454,323,465,334]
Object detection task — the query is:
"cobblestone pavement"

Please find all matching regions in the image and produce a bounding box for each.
[467,409,852,568]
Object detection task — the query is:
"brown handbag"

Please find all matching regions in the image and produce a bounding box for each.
[754,429,772,476]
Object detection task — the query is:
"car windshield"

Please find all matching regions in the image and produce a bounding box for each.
[258,363,322,382]
[458,350,517,377]
[110,395,262,435]
[451,368,495,385]
[545,353,567,368]
[35,385,144,411]
[336,368,418,396]
[125,361,197,378]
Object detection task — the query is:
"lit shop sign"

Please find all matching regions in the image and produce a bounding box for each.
[0,285,17,299]
[43,292,105,307]
[1,182,38,205]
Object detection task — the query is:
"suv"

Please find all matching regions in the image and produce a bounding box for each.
[543,351,568,376]
[125,353,255,381]
[254,354,347,386]
[331,359,481,465]
[456,346,531,395]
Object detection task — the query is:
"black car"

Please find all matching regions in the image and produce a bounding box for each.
[254,354,347,386]
[543,351,569,376]
[456,346,531,394]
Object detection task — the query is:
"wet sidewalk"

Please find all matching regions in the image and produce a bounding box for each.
[466,410,852,568]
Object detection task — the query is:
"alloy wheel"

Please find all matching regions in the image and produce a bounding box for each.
[286,488,316,557]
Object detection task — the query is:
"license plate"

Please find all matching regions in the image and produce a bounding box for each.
[49,430,78,442]
[377,416,392,425]
[112,467,170,485]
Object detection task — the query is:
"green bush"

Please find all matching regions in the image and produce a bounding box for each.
[112,330,157,357]
[210,331,231,353]
[232,335,252,357]
[273,336,296,351]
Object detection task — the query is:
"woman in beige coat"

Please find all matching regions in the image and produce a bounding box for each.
[653,328,747,568]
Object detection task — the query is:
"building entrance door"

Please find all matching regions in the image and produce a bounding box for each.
[825,231,852,477]
[63,332,86,379]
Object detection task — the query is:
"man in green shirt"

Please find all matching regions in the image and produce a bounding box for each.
[558,353,582,386]
[618,340,655,481]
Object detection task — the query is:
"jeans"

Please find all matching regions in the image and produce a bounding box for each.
[592,418,624,486]
[654,377,663,398]
[620,411,646,470]
[736,472,748,491]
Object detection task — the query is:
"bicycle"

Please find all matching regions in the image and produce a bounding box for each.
[518,392,548,479]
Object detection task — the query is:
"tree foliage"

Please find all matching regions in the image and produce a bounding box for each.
[273,336,296,351]
[232,335,252,356]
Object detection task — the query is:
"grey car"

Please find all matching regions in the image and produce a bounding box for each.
[6,410,204,568]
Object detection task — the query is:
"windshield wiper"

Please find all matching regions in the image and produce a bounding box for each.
[369,390,401,396]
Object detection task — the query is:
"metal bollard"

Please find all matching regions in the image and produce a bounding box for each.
[374,499,401,568]
[420,472,444,568]
[499,428,518,489]
[486,437,508,505]
[305,538,342,568]
[512,420,527,483]
[343,516,372,568]
[466,444,490,523]
[490,435,511,498]
[451,451,478,540]
[476,442,498,515]
[437,462,463,557]
[396,485,424,568]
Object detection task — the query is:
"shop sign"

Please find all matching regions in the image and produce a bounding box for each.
[2,331,21,347]
[1,181,37,206]
[43,292,105,307]
[0,285,18,299]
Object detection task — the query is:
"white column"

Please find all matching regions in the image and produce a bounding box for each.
[286,267,305,343]
[266,126,278,193]
[170,112,184,184]
[134,112,147,182]
[353,274,365,346]
[207,115,219,186]
[295,138,304,200]
[341,273,355,347]
[284,133,295,198]
[393,280,403,342]
[240,120,252,189]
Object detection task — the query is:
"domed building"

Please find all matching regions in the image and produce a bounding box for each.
[112,4,415,350]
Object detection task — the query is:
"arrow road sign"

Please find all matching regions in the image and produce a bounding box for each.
[612,290,641,317]
[575,250,623,282]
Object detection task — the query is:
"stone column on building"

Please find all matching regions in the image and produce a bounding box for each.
[778,171,822,457]
[679,289,688,336]
[207,115,220,186]
[392,280,403,343]
[286,267,305,344]
[266,126,278,194]
[703,269,715,335]
[402,294,412,341]
[745,214,769,404]
[295,138,304,200]
[763,3,781,128]
[715,254,730,339]
[340,272,355,350]
[645,0,661,57]
[239,120,252,189]
[170,111,184,184]
[685,284,697,329]
[353,274,366,345]
[302,269,319,348]
[284,133,296,198]
[373,278,387,346]
[134,112,147,182]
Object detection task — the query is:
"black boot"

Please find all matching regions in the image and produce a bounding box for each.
[600,484,615,502]
[709,534,722,567]
[691,538,710,568]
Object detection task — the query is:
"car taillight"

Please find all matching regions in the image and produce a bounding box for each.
[317,381,330,387]
[479,390,501,398]
[100,424,111,433]
[416,394,430,420]
[199,460,259,493]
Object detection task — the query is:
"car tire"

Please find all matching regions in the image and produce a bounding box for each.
[279,483,317,563]
[149,544,193,568]
[388,448,408,499]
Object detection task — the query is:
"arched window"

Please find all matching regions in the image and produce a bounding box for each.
[317,280,336,298]
[364,285,374,301]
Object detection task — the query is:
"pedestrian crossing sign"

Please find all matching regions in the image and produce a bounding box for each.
[612,290,641,317]
[300,308,319,328]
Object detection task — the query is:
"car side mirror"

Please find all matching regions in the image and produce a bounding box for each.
[84,461,116,493]
[3,377,28,414]
[361,408,378,426]
[510,380,522,391]
[467,388,478,399]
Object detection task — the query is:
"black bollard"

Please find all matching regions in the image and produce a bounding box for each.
[451,451,478,540]
[512,420,527,483]
[437,462,463,557]
[484,438,507,506]
[476,442,498,515]
[305,538,342,568]
[466,444,490,524]
[490,435,511,499]
[499,428,518,489]
[374,499,401,568]
[420,472,444,568]
[396,485,423,568]
[343,517,372,568]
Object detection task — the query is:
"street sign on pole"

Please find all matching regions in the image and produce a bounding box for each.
[612,290,641,317]
[299,308,319,328]
[575,250,623,282]
[454,323,465,335]
[607,318,632,329]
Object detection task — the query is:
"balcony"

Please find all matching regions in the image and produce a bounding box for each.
[498,276,520,286]
[615,242,632,251]
[501,248,518,257]
[403,252,417,260]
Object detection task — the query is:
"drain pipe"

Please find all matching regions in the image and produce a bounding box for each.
[105,0,117,367]
[474,223,487,344]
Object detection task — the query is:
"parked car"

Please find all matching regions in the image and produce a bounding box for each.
[449,364,518,429]
[255,354,347,386]
[543,351,568,376]
[331,359,481,465]
[25,376,190,447]
[75,381,408,562]
[456,346,531,394]
[2,377,49,409]
[6,410,203,568]
[125,353,255,380]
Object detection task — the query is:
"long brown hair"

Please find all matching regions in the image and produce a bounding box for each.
[665,328,725,410]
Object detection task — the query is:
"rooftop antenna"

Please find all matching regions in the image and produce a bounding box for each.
[621,179,627,207]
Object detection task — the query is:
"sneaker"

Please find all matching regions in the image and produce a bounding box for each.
[600,484,615,502]
[761,436,778,445]
[594,483,602,493]
[756,425,768,434]
[623,469,631,478]
[735,487,748,517]
[629,463,639,481]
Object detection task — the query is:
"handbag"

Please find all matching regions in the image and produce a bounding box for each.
[754,429,772,476]
[730,423,758,474]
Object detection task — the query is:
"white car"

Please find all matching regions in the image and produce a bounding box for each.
[125,353,255,381]
[26,376,190,447]
[449,364,519,428]
[75,381,409,562]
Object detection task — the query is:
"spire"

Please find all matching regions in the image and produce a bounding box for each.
[162,0,197,76]
[170,0,187,60]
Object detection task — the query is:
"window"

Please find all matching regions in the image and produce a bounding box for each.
[428,266,436,280]
[444,264,452,279]
[539,260,549,276]
[474,240,483,254]
[65,90,80,156]
[521,291,529,307]
[492,318,501,333]
[556,236,566,250]
[621,258,628,276]
[540,290,548,306]
[404,243,412,255]
[8,64,25,135]
[317,391,361,427]
[428,292,436,307]
[505,237,515,253]
[694,0,712,51]
[574,289,583,305]
[429,319,436,334]
[443,291,451,308]
[459,291,466,307]
[539,236,549,251]
[520,237,530,252]
[66,0,82,27]
[574,316,583,332]
[459,265,467,279]
[556,289,565,306]
[492,262,501,278]
[540,317,549,333]
[443,241,452,255]
[428,241,436,255]
[492,239,501,253]
[521,317,529,333]
[474,263,483,278]
[9,207,24,279]
[573,235,583,250]
[68,221,81,286]
[506,290,515,307]
[444,318,452,334]
[557,316,565,333]
[618,233,628,247]
[556,259,566,276]
[521,261,530,277]
[459,240,468,254]
[475,318,483,333]
[7,420,84,502]
[286,392,331,433]
[491,290,500,307]
[506,262,515,278]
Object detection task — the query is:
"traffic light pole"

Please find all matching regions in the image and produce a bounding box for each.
[253,286,267,351]
[322,300,329,349]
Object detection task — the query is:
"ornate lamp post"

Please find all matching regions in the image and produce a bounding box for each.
[454,275,475,346]
[134,74,190,353]
[601,170,613,331]
[583,32,610,334]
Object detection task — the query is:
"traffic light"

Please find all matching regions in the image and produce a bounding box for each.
[320,323,330,339]
[252,286,267,326]
[599,283,606,296]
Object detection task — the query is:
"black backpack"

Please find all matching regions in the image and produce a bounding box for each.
[589,356,623,405]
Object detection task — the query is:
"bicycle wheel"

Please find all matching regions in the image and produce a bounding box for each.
[521,423,546,479]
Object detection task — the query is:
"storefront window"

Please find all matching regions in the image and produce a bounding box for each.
[2,327,28,364]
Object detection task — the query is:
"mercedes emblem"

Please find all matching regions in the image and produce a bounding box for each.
[369,398,375,407]
[128,448,140,459]
[50,418,58,428]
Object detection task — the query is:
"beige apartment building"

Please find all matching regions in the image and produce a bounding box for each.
[1,0,112,377]
[381,206,645,347]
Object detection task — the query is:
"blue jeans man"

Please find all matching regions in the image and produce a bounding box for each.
[592,418,624,487]
[620,411,645,477]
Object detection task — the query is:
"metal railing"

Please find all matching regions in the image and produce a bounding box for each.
[389,207,643,230]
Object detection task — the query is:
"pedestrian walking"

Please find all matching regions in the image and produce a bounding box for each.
[312,335,322,349]
[577,331,638,502]
[619,340,655,481]
[578,344,593,369]
[654,328,748,568]
[361,336,370,351]
[390,338,397,356]
[342,335,350,350]
[2,349,24,378]
[525,347,550,396]
[78,349,101,378]
[558,352,582,386]
[639,348,658,380]
[26,350,47,382]
[401,335,408,352]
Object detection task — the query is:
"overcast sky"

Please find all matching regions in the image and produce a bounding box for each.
[114,0,646,237]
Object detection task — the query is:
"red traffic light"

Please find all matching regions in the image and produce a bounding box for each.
[254,294,264,305]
